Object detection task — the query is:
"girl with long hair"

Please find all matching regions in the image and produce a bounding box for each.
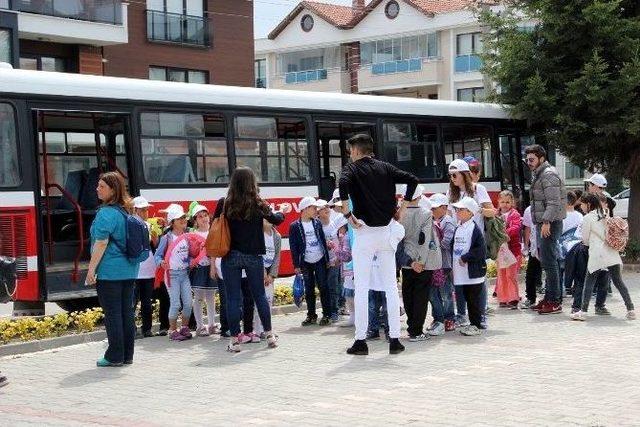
[212,167,285,352]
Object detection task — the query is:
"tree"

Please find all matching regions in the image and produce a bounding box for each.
[477,0,640,241]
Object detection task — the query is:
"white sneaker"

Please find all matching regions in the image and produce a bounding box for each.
[408,334,430,342]
[627,310,636,320]
[427,322,445,336]
[227,339,241,353]
[459,325,481,336]
[570,311,586,321]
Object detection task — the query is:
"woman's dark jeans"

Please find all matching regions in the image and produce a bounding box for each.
[221,251,272,337]
[241,277,255,334]
[97,279,136,363]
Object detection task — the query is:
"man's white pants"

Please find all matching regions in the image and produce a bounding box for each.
[352,224,401,340]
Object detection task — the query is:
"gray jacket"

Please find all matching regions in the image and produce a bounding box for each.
[529,161,567,224]
[265,229,282,278]
[400,207,442,270]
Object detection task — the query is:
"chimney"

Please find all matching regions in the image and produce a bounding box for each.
[352,0,365,12]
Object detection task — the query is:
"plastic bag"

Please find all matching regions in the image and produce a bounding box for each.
[496,243,517,269]
[293,274,305,307]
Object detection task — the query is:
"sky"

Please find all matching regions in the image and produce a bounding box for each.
[253,0,353,39]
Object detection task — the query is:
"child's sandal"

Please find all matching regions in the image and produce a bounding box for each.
[266,333,278,348]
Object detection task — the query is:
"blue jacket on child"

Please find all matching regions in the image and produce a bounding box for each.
[289,218,330,269]
[460,223,488,280]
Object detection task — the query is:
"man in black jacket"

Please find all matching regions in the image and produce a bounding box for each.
[339,134,419,356]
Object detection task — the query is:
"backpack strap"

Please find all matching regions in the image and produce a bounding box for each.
[102,205,128,255]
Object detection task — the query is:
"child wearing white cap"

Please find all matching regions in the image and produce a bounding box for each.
[289,196,332,326]
[451,197,487,336]
[189,204,220,337]
[132,196,156,338]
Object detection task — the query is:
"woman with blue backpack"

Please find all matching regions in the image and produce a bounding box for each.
[87,172,145,367]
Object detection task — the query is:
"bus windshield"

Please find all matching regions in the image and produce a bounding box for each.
[0,103,20,187]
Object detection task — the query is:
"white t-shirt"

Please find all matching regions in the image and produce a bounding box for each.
[137,220,157,279]
[562,210,583,252]
[167,233,189,270]
[194,230,210,266]
[263,232,275,268]
[452,219,485,285]
[302,220,324,263]
[447,183,492,234]
[522,206,538,259]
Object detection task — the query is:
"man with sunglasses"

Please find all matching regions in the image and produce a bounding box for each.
[339,134,418,356]
[525,145,567,314]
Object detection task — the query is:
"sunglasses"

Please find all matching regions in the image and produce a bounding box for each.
[525,157,538,164]
[449,172,459,179]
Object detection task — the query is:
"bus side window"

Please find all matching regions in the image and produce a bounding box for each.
[140,112,229,184]
[443,125,495,179]
[383,121,441,179]
[233,115,310,183]
[0,103,21,187]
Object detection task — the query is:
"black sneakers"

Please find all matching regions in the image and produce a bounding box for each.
[301,315,318,326]
[346,339,369,355]
[389,338,405,354]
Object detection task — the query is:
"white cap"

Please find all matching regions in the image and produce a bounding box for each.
[402,184,424,201]
[191,204,209,218]
[166,205,187,223]
[298,196,318,211]
[418,195,431,209]
[332,188,340,202]
[584,173,607,188]
[429,193,449,208]
[314,199,328,209]
[448,159,470,173]
[452,196,480,214]
[333,200,343,207]
[159,203,182,214]
[133,196,152,209]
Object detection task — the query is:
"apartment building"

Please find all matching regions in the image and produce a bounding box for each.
[255,0,488,101]
[0,0,254,86]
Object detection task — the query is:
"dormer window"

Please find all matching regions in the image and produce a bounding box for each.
[385,1,399,19]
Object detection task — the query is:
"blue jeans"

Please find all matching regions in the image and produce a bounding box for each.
[428,285,445,323]
[327,265,340,317]
[441,270,455,321]
[222,251,271,337]
[97,279,136,364]
[216,277,228,333]
[368,290,388,333]
[167,269,193,321]
[302,260,330,318]
[572,269,608,310]
[537,220,563,304]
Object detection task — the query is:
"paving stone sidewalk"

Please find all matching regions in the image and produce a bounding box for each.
[1,274,640,426]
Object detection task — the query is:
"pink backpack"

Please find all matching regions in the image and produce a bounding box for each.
[604,216,629,252]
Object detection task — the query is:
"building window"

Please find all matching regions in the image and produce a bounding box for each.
[0,1,8,9]
[19,56,67,72]
[455,32,483,72]
[278,46,343,84]
[146,0,207,46]
[141,112,229,184]
[0,28,11,64]
[360,33,439,75]
[457,87,485,102]
[301,14,314,32]
[255,59,266,88]
[0,103,20,187]
[234,116,310,183]
[385,1,399,19]
[149,66,208,83]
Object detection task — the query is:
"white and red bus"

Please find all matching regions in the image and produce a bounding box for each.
[0,66,530,313]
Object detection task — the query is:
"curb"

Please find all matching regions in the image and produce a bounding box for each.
[0,303,306,358]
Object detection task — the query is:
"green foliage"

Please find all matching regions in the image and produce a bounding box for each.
[479,0,640,175]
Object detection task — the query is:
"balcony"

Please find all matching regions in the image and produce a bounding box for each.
[14,0,128,46]
[11,0,122,24]
[455,54,482,73]
[284,69,327,85]
[371,58,423,75]
[146,10,208,47]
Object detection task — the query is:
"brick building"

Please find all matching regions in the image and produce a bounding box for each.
[0,0,254,86]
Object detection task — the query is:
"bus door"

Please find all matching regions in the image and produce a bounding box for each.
[36,110,131,309]
[497,131,525,209]
[315,121,376,201]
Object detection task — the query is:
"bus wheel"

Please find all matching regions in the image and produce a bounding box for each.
[56,297,100,313]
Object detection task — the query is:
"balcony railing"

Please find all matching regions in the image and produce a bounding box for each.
[146,10,208,47]
[11,0,123,25]
[455,54,482,73]
[371,58,422,75]
[284,69,328,84]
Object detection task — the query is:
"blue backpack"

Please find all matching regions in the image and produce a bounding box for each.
[110,206,150,262]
